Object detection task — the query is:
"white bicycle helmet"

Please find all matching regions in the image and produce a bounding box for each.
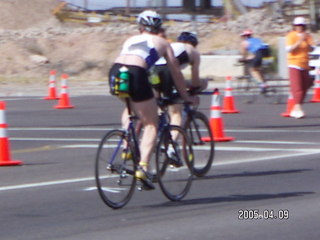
[293,16,307,25]
[137,10,162,33]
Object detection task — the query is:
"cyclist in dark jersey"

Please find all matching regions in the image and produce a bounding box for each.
[151,31,207,128]
[108,11,198,189]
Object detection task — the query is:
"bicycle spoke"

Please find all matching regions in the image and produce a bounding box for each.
[185,112,214,177]
[156,126,193,201]
[95,130,136,209]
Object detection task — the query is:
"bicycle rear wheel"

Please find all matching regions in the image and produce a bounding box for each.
[244,78,258,104]
[156,125,194,201]
[95,129,136,209]
[185,111,214,177]
[236,76,257,104]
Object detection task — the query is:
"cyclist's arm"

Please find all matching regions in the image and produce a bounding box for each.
[163,42,193,102]
[240,40,249,59]
[189,47,201,88]
[185,44,208,92]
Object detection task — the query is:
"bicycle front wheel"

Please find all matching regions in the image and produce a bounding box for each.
[95,129,136,209]
[156,125,194,201]
[185,111,215,177]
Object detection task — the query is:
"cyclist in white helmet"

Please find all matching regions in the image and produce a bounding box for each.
[108,10,198,189]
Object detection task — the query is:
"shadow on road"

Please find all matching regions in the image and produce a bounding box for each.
[194,168,311,181]
[159,191,314,207]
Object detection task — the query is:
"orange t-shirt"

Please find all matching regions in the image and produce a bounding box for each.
[286,30,313,69]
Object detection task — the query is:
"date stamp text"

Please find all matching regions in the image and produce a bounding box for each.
[238,209,289,220]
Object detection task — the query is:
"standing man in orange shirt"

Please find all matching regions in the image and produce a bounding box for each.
[286,16,314,119]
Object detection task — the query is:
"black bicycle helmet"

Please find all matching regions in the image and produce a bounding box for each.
[177,32,198,47]
[137,10,162,33]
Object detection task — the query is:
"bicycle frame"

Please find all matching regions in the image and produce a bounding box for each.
[183,104,201,143]
[124,98,140,163]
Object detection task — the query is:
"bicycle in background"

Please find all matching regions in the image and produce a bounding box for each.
[235,58,284,104]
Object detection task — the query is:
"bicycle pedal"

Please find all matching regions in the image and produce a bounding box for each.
[136,180,155,191]
[135,170,155,190]
[137,182,143,191]
[106,164,113,170]
[121,150,132,159]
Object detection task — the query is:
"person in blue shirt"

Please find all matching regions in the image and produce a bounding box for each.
[239,29,267,93]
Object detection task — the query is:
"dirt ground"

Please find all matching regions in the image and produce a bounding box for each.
[0,1,318,96]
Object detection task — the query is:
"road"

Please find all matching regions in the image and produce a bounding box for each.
[0,93,320,240]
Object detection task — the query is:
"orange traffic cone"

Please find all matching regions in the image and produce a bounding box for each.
[54,74,74,109]
[222,76,239,113]
[0,102,23,166]
[281,93,294,117]
[202,89,234,142]
[310,69,320,102]
[44,70,59,100]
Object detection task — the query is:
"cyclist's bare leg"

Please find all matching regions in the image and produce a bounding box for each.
[250,67,268,93]
[250,67,265,83]
[168,104,183,141]
[131,98,158,171]
[169,104,183,126]
[121,107,130,129]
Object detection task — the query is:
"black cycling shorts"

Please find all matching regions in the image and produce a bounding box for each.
[249,49,263,68]
[109,63,154,102]
[152,65,178,98]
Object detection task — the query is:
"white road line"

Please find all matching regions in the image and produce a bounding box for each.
[227,129,320,133]
[10,137,319,148]
[60,144,320,153]
[1,149,319,192]
[0,97,42,101]
[236,140,319,145]
[9,137,320,146]
[1,150,319,192]
[213,151,320,166]
[10,127,111,131]
[8,127,320,133]
[11,137,100,142]
[0,177,94,191]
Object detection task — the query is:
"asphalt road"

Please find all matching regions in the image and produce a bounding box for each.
[0,93,320,240]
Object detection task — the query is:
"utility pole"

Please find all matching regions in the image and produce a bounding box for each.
[309,0,317,32]
[183,0,196,12]
[126,0,130,15]
[161,0,167,20]
[200,0,211,10]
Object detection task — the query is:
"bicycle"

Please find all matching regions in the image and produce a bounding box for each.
[182,90,215,177]
[155,89,215,177]
[235,59,282,104]
[95,97,194,209]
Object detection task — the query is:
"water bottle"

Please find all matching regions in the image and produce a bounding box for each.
[118,66,130,94]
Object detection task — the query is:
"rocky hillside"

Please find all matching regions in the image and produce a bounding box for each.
[0,2,306,82]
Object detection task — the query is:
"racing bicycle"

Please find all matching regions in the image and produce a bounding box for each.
[95,97,194,209]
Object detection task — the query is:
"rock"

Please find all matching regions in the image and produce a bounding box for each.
[29,55,49,64]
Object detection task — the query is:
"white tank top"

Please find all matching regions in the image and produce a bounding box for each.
[155,42,189,66]
[120,34,160,69]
